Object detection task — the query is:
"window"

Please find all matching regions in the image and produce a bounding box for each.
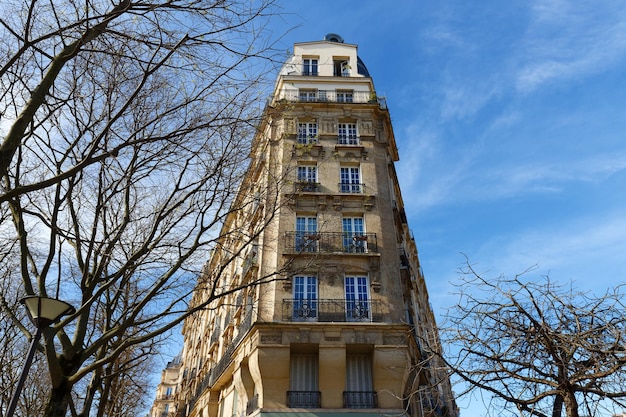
[336,90,354,103]
[288,352,320,407]
[338,123,358,145]
[333,59,350,77]
[345,276,370,321]
[340,166,362,193]
[342,217,366,253]
[299,89,317,102]
[293,276,318,320]
[297,122,318,144]
[165,387,173,397]
[296,165,318,192]
[303,58,318,76]
[295,216,317,252]
[345,353,375,408]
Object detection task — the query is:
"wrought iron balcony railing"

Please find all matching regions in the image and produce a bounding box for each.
[296,134,319,144]
[284,232,378,254]
[344,391,378,408]
[294,181,321,193]
[287,391,321,408]
[337,135,360,145]
[282,299,383,322]
[338,182,365,193]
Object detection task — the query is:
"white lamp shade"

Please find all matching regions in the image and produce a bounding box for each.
[21,296,76,328]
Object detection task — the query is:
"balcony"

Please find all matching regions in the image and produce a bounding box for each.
[246,394,259,415]
[344,391,378,408]
[337,135,360,145]
[294,181,321,193]
[287,391,321,408]
[282,299,383,322]
[275,89,376,104]
[284,232,378,254]
[296,134,318,145]
[338,182,365,193]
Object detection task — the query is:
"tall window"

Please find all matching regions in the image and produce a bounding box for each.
[340,166,362,193]
[303,58,318,76]
[296,165,318,192]
[297,121,318,144]
[337,90,354,103]
[297,165,317,182]
[345,276,370,321]
[293,276,318,320]
[345,353,375,408]
[288,353,320,407]
[342,217,365,253]
[338,123,358,145]
[295,216,317,252]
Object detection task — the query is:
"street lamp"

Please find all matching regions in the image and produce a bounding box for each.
[6,296,75,417]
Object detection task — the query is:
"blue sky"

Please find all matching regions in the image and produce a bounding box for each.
[270,1,626,415]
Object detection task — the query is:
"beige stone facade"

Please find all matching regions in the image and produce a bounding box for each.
[167,35,457,417]
[151,355,182,417]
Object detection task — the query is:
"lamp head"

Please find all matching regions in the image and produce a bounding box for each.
[20,296,75,328]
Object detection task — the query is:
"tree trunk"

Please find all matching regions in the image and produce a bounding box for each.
[562,390,579,417]
[552,393,563,417]
[44,381,71,417]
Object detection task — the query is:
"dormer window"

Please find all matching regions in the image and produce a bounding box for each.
[333,58,350,77]
[303,58,318,76]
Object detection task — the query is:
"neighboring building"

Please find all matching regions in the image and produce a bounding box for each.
[168,34,458,417]
[150,355,182,417]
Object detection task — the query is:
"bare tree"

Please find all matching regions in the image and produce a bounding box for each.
[441,261,626,417]
[0,1,288,416]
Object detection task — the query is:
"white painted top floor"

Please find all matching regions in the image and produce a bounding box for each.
[273,36,378,103]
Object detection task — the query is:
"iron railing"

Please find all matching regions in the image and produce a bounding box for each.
[344,391,378,408]
[246,394,259,415]
[294,181,321,193]
[275,89,376,104]
[284,232,378,254]
[287,391,321,408]
[282,299,383,322]
[338,182,365,193]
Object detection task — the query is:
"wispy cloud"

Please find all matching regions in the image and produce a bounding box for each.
[516,1,626,92]
[475,210,626,285]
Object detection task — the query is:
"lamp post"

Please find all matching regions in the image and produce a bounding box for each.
[6,296,75,417]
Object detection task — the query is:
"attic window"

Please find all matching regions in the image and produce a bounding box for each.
[333,58,350,77]
[303,57,318,76]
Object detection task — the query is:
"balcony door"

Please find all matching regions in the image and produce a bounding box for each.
[340,166,361,193]
[293,276,317,320]
[345,276,370,321]
[295,216,317,252]
[342,217,365,253]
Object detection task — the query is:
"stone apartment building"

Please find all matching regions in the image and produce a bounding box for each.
[150,355,182,417]
[150,34,458,417]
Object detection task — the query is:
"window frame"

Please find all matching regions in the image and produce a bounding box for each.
[339,166,362,193]
[344,275,371,321]
[297,121,318,144]
[295,215,318,252]
[302,57,319,76]
[336,90,354,103]
[342,217,366,253]
[293,275,318,320]
[338,122,358,145]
